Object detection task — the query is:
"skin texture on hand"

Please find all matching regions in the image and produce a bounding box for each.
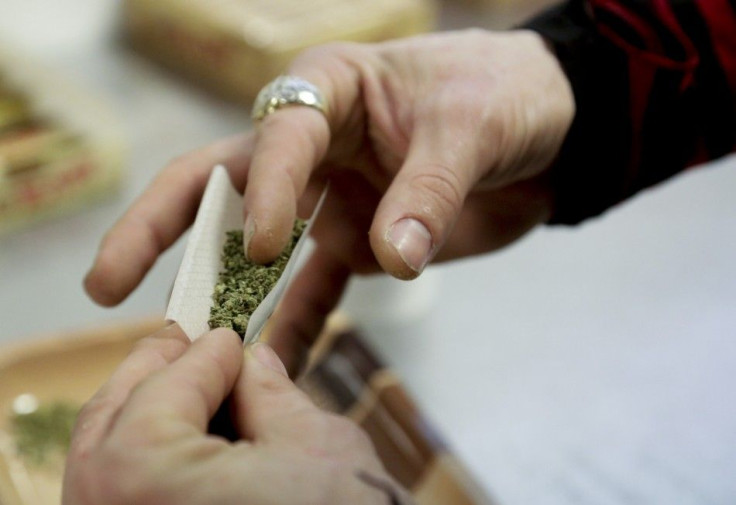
[62,325,391,505]
[84,29,574,373]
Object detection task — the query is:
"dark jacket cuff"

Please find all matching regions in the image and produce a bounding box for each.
[523,1,632,225]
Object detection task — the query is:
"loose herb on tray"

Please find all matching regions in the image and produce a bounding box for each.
[208,219,306,338]
[11,401,79,466]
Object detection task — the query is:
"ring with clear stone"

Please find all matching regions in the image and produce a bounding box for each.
[251,76,329,122]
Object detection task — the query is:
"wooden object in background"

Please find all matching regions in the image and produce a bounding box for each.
[121,0,437,103]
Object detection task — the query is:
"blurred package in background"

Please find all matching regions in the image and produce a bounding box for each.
[0,46,124,237]
[121,0,437,103]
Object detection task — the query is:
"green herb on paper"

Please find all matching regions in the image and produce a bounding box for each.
[11,401,79,466]
[208,220,306,338]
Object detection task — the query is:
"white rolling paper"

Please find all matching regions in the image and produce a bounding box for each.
[165,165,323,344]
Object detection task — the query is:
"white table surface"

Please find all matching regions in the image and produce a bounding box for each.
[1,1,735,504]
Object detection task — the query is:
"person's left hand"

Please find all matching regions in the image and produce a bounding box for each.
[83,30,573,374]
[62,325,395,505]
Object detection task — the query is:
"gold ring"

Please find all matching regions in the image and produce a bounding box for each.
[251,76,328,121]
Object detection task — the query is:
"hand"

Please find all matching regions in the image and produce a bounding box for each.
[63,325,394,505]
[84,29,574,371]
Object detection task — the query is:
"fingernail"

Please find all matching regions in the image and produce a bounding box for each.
[248,342,288,377]
[386,218,433,273]
[243,215,256,259]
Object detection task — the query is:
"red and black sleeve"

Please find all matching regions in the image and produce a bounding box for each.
[525,0,736,224]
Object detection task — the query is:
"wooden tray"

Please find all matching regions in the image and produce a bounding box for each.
[0,317,493,505]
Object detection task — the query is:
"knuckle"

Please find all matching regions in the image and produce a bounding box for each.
[159,151,212,191]
[157,155,195,188]
[117,413,172,447]
[293,408,333,434]
[324,414,375,454]
[163,152,194,173]
[131,332,187,361]
[115,210,168,265]
[295,42,356,66]
[254,369,295,395]
[75,395,112,432]
[256,135,310,186]
[408,164,465,219]
[164,151,210,188]
[67,441,147,505]
[69,393,119,453]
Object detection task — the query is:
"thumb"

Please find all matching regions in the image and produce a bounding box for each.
[234,343,319,440]
[369,123,481,280]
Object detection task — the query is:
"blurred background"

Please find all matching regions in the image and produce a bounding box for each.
[1,0,735,504]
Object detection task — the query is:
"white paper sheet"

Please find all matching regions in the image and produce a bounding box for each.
[165,165,323,344]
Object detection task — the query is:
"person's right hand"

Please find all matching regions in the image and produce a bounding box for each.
[84,29,574,371]
[63,326,402,505]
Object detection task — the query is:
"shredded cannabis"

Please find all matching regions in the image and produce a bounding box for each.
[208,220,306,338]
[11,401,79,465]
